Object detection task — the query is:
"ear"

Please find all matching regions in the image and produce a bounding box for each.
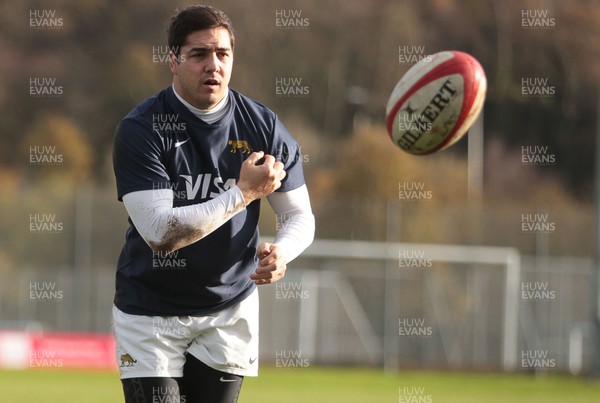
[168,51,179,74]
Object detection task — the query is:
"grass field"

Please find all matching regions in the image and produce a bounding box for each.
[1,367,599,402]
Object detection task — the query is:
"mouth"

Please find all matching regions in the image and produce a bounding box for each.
[203,78,220,89]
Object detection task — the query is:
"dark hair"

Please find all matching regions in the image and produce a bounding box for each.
[167,5,235,56]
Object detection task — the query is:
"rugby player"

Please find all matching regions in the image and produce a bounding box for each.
[112,5,315,402]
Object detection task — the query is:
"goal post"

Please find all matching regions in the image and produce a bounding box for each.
[299,239,521,371]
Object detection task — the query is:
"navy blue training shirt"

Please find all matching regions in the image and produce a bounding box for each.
[113,86,305,316]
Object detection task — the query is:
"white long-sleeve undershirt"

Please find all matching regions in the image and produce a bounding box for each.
[122,185,314,262]
[267,186,315,262]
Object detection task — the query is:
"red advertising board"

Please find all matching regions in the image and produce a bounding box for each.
[0,331,117,370]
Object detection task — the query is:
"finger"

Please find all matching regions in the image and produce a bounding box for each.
[254,278,274,285]
[259,245,280,265]
[251,265,276,282]
[245,151,265,165]
[253,264,277,275]
[255,253,283,274]
[253,257,285,276]
[261,154,276,168]
[252,265,285,284]
[257,242,271,259]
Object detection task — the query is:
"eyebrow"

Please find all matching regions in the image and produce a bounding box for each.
[186,46,232,53]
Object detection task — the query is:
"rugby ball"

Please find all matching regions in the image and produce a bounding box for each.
[385,50,487,155]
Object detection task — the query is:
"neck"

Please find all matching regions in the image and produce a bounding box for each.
[172,85,229,124]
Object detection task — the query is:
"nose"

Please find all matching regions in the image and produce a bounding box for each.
[204,52,220,73]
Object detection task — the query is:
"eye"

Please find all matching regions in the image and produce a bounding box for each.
[187,50,208,60]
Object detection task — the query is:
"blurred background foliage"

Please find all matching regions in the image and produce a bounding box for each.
[0,0,599,272]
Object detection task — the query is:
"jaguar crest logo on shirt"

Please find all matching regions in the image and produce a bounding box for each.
[228,139,252,154]
[120,353,137,367]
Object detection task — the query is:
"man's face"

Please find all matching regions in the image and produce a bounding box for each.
[170,27,233,110]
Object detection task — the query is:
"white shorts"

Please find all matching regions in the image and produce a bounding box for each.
[112,289,259,379]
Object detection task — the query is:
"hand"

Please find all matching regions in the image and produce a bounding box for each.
[251,242,287,285]
[237,152,286,205]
